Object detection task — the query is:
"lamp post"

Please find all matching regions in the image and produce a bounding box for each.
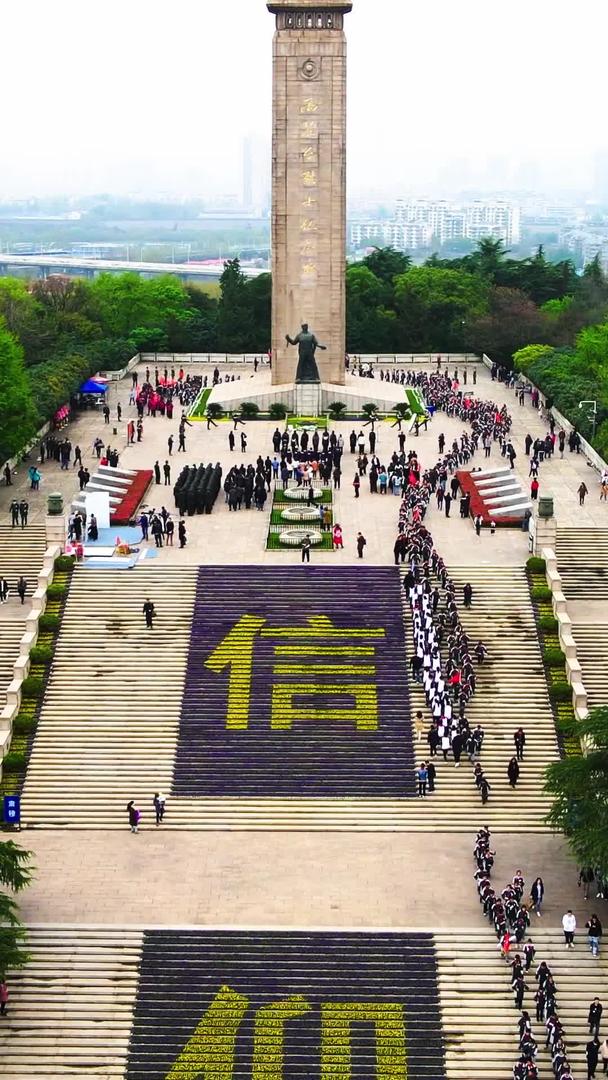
[578,399,597,442]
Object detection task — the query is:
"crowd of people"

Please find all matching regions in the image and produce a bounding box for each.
[474,828,608,1080]
[223,462,270,512]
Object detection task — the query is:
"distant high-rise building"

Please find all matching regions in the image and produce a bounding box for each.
[394,198,520,245]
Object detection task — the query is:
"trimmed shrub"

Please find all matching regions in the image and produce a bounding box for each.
[531,585,553,602]
[21,675,44,699]
[239,402,260,419]
[206,402,224,420]
[30,644,53,665]
[54,555,75,572]
[539,615,559,634]
[269,403,288,420]
[46,582,66,600]
[12,713,35,735]
[327,401,347,419]
[549,681,572,703]
[544,647,566,668]
[526,556,546,573]
[2,751,26,773]
[39,613,59,632]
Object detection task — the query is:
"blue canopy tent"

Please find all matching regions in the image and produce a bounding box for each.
[80,379,108,395]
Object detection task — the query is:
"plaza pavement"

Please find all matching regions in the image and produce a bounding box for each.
[1,359,606,928]
[17,830,586,928]
[2,361,606,572]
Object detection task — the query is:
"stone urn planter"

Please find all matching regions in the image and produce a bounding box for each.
[47,492,64,516]
[284,487,323,502]
[278,528,323,547]
[280,506,320,522]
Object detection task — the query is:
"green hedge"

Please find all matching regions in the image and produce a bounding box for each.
[46,582,67,600]
[2,751,26,773]
[39,613,59,631]
[21,675,44,699]
[539,615,559,634]
[12,713,36,735]
[549,681,572,702]
[30,644,53,665]
[532,585,553,602]
[54,555,75,572]
[526,556,547,573]
[544,647,566,668]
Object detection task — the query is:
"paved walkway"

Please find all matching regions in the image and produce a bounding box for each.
[2,359,604,929]
[18,829,599,928]
[1,363,604,566]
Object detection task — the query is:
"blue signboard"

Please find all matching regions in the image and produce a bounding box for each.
[3,795,21,825]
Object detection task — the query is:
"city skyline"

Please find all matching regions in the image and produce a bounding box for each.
[2,0,608,198]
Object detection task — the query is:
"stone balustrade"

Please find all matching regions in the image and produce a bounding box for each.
[541,546,589,727]
[0,543,62,780]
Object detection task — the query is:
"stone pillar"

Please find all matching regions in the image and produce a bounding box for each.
[268,1,352,387]
[45,515,66,550]
[534,514,557,554]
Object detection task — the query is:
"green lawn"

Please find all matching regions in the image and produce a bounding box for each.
[189,387,213,420]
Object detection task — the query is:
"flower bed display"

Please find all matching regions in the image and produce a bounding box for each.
[110,470,153,526]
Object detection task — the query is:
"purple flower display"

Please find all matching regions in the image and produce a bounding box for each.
[126,930,446,1079]
[173,566,414,797]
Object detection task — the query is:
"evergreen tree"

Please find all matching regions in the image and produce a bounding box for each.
[216,259,253,352]
[0,323,37,462]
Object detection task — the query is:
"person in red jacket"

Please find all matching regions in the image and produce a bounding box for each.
[531,478,539,500]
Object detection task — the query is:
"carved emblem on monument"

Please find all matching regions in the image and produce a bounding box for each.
[299,57,321,80]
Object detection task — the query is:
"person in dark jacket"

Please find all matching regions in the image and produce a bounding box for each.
[508,756,520,788]
[143,599,155,628]
[514,727,526,761]
[16,577,27,605]
[586,917,603,958]
[586,1035,600,1078]
[531,877,544,917]
[589,998,603,1036]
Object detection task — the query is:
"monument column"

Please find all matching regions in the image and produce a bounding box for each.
[267,0,352,387]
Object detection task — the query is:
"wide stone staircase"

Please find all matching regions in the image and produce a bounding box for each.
[555,527,608,600]
[20,567,198,829]
[437,927,608,1079]
[556,527,608,709]
[0,525,47,595]
[0,926,143,1078]
[20,562,558,831]
[0,926,605,1079]
[0,525,48,708]
[405,566,560,832]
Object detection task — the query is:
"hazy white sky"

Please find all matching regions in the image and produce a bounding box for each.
[1,0,606,197]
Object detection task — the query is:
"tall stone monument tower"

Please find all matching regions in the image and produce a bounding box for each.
[267,0,352,390]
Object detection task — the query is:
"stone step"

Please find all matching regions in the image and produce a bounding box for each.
[0,927,605,1079]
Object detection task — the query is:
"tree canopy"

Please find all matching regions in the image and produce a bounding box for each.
[0,840,34,978]
[1,239,608,462]
[545,707,608,873]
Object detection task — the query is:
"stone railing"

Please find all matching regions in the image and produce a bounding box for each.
[0,544,62,778]
[541,546,588,724]
[139,351,481,367]
[96,353,139,382]
[481,353,608,478]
